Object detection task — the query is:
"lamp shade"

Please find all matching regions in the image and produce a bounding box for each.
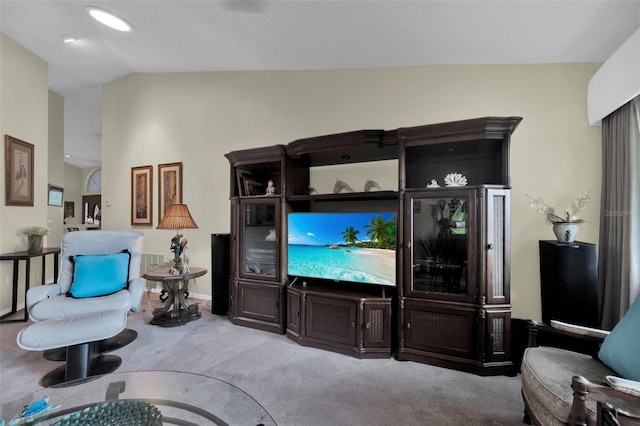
[157,204,198,230]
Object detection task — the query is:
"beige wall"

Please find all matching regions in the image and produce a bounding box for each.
[102,63,602,321]
[0,34,51,314]
[48,90,64,247]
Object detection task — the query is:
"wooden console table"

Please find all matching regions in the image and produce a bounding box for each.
[143,267,207,327]
[0,248,61,323]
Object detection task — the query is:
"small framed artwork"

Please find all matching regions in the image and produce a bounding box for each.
[158,162,182,221]
[64,201,75,218]
[244,177,263,196]
[131,165,153,226]
[4,135,34,206]
[48,184,63,206]
[235,168,251,196]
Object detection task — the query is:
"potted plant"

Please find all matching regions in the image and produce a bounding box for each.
[526,190,591,242]
[22,225,49,252]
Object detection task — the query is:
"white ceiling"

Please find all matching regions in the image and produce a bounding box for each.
[2,0,639,169]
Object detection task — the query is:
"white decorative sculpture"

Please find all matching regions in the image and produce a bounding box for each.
[265,229,276,241]
[444,173,468,187]
[266,180,276,195]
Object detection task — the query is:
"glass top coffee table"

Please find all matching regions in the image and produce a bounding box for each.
[0,371,275,426]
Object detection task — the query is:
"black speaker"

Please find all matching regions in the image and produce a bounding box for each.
[211,234,231,315]
[539,240,598,327]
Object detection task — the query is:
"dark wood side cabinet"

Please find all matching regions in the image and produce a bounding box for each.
[394,118,520,376]
[398,186,513,375]
[539,240,598,327]
[226,146,287,333]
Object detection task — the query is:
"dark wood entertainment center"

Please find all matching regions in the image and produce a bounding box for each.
[225,116,522,375]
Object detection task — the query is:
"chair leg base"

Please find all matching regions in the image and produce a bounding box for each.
[99,328,137,353]
[43,347,66,361]
[42,328,137,361]
[40,340,122,388]
[40,354,122,388]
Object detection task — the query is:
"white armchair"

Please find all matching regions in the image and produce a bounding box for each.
[25,230,145,355]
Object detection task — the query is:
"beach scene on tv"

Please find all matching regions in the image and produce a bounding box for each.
[288,212,397,286]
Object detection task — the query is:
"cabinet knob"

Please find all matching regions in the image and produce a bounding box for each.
[296,311,300,317]
[406,322,411,329]
[351,321,356,328]
[406,241,412,249]
[487,243,493,250]
[364,322,371,329]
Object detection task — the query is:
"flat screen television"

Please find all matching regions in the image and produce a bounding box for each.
[288,212,397,287]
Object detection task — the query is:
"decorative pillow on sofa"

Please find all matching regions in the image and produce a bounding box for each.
[67,250,131,298]
[598,295,640,381]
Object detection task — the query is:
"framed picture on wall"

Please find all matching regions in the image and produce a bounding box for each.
[64,201,74,218]
[131,165,153,225]
[48,184,63,206]
[4,135,34,206]
[158,162,182,221]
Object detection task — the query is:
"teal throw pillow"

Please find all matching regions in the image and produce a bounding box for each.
[67,250,131,298]
[598,295,640,381]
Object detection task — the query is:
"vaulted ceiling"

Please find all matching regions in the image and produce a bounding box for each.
[2,1,639,168]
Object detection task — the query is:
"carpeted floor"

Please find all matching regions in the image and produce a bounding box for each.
[0,293,526,425]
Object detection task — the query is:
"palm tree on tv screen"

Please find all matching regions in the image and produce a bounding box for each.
[341,226,360,245]
[365,215,396,249]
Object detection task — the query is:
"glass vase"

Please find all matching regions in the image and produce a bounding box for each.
[27,235,43,252]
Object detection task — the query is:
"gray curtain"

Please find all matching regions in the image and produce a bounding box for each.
[598,96,640,330]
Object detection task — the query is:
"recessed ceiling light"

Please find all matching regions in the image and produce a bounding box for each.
[85,6,132,32]
[64,155,71,158]
[62,35,77,43]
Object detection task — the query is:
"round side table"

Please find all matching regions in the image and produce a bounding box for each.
[142,267,207,327]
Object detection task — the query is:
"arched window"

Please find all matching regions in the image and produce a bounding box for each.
[87,169,101,191]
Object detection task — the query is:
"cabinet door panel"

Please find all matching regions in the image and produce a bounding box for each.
[240,199,280,281]
[229,199,239,276]
[238,281,281,323]
[287,288,301,335]
[484,308,511,363]
[363,301,392,348]
[229,278,237,317]
[404,189,477,301]
[484,189,510,304]
[404,300,476,358]
[305,295,357,346]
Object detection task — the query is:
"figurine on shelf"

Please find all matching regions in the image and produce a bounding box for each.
[426,179,440,188]
[333,178,353,193]
[364,179,380,192]
[265,180,276,195]
[265,228,276,241]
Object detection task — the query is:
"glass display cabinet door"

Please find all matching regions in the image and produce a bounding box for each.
[240,199,280,281]
[406,190,476,299]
